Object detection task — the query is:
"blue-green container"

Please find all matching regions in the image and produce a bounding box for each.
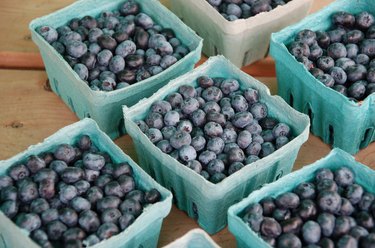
[228,148,375,248]
[270,0,375,155]
[29,0,202,140]
[163,229,220,248]
[123,56,310,234]
[0,119,172,248]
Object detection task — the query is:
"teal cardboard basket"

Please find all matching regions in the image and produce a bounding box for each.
[163,229,220,248]
[0,119,172,248]
[228,148,375,248]
[270,0,375,155]
[29,0,202,140]
[123,56,310,234]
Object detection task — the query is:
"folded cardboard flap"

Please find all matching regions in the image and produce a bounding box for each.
[228,148,375,248]
[0,119,172,248]
[29,0,202,139]
[123,56,310,234]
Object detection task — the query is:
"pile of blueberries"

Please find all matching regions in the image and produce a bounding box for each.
[289,11,375,101]
[0,135,161,248]
[242,167,375,247]
[137,76,293,183]
[36,0,190,92]
[206,0,291,21]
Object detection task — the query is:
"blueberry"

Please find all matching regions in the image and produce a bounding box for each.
[33,168,58,184]
[30,198,50,214]
[259,142,275,157]
[356,11,375,29]
[48,197,65,210]
[281,216,303,234]
[317,56,334,72]
[178,145,197,163]
[277,233,302,248]
[46,220,68,241]
[204,122,224,137]
[358,192,375,211]
[329,66,347,85]
[347,64,367,82]
[309,44,324,61]
[316,31,331,49]
[297,199,318,220]
[41,208,59,225]
[77,210,100,234]
[1,185,18,201]
[319,238,335,248]
[60,167,84,184]
[209,172,226,183]
[333,85,348,96]
[65,40,87,58]
[115,40,136,58]
[245,142,262,157]
[228,147,245,163]
[16,213,41,232]
[0,176,14,191]
[356,211,374,229]
[83,234,100,247]
[318,190,342,214]
[231,95,248,112]
[96,222,119,240]
[315,168,334,181]
[327,43,347,59]
[8,164,30,181]
[302,221,321,244]
[333,216,351,237]
[160,55,177,69]
[260,217,282,238]
[348,81,366,100]
[317,74,335,87]
[273,208,291,221]
[335,58,356,71]
[26,155,46,174]
[201,86,223,102]
[58,207,78,228]
[119,198,143,217]
[294,182,316,200]
[236,130,252,149]
[37,26,58,44]
[203,101,221,113]
[232,112,253,128]
[198,150,217,166]
[189,109,206,128]
[19,180,39,203]
[317,179,338,192]
[251,1,272,15]
[289,41,310,59]
[54,144,76,164]
[332,11,355,28]
[206,112,226,127]
[334,167,354,187]
[170,131,192,149]
[275,192,300,209]
[0,200,18,218]
[70,196,91,213]
[345,43,359,59]
[59,185,78,204]
[31,229,49,246]
[328,28,346,43]
[349,226,369,240]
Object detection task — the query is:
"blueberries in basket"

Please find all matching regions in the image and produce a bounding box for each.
[140,77,293,183]
[288,11,375,101]
[0,134,162,247]
[242,166,375,247]
[36,1,191,92]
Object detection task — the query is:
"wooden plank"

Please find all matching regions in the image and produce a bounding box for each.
[1,69,374,246]
[0,0,333,70]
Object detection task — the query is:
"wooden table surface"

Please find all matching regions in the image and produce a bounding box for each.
[1,0,374,247]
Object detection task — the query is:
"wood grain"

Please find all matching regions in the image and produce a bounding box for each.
[1,69,374,247]
[0,0,333,55]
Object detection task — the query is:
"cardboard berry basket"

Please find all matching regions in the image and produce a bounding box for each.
[0,118,172,248]
[163,229,220,248]
[270,0,375,155]
[123,56,310,234]
[171,0,312,67]
[29,0,202,140]
[228,148,375,247]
